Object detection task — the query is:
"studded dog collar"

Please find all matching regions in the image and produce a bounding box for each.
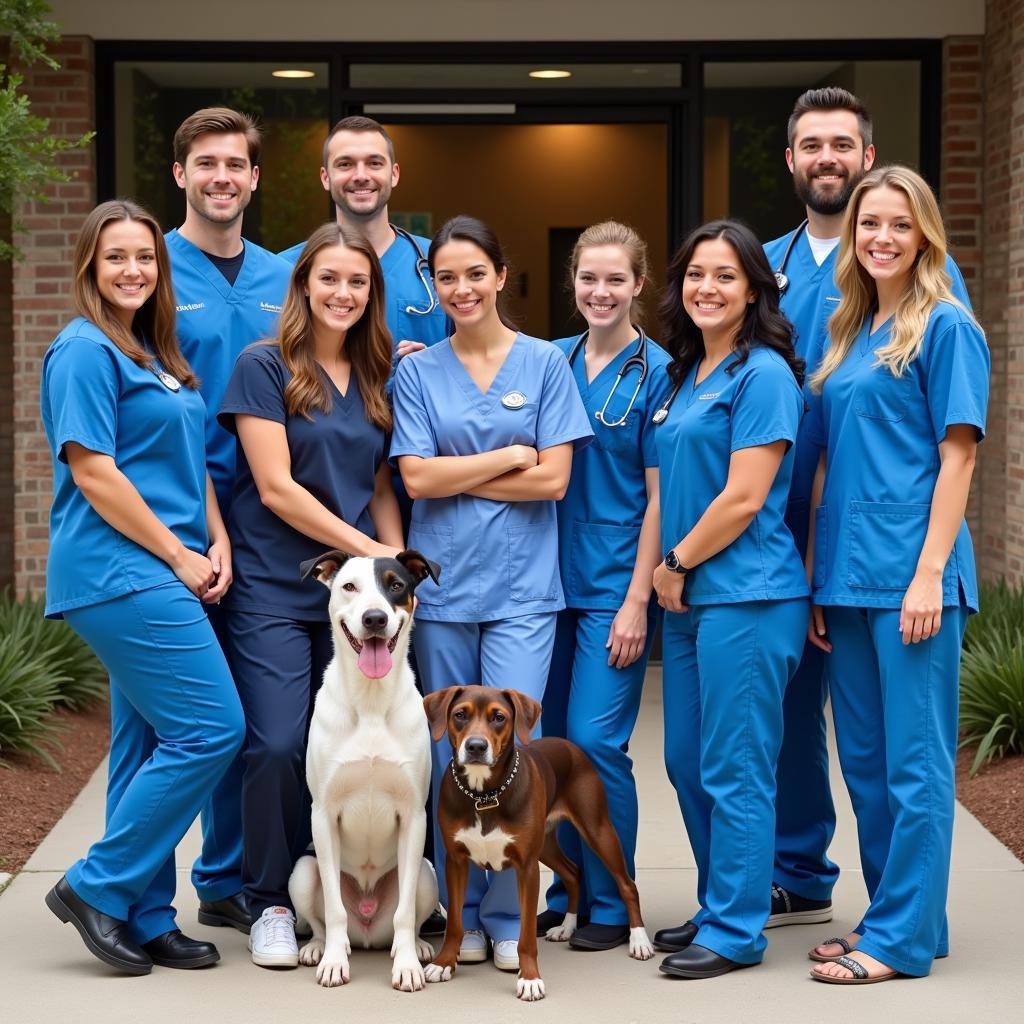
[449,750,520,812]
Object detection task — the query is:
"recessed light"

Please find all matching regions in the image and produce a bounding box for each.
[529,69,572,80]
[272,69,316,79]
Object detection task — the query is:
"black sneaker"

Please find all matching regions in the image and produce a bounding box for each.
[419,907,447,938]
[764,884,833,929]
[536,909,589,936]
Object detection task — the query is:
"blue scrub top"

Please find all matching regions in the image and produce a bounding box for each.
[390,334,593,621]
[807,301,989,612]
[552,333,673,610]
[166,229,291,518]
[280,230,449,352]
[41,317,208,618]
[217,344,387,621]
[656,345,809,606]
[764,227,972,558]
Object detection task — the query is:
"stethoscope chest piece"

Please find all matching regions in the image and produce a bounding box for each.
[652,408,668,425]
[501,390,527,410]
[774,270,790,295]
[158,371,181,392]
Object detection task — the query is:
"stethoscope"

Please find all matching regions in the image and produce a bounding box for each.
[773,218,808,296]
[568,328,648,427]
[391,225,438,316]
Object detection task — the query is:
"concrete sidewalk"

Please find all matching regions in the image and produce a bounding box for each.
[3,668,1022,1023]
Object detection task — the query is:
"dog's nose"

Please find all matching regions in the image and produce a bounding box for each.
[362,608,388,632]
[464,736,489,757]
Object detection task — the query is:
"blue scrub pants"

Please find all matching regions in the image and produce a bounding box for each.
[63,582,245,944]
[414,612,556,943]
[227,611,332,921]
[190,602,245,902]
[825,605,966,976]
[772,640,839,900]
[542,607,654,924]
[662,598,808,964]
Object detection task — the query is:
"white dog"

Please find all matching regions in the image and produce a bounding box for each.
[288,548,440,991]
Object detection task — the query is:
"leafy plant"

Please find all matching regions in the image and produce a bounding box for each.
[0,592,107,708]
[0,631,66,768]
[0,0,94,260]
[963,578,1024,652]
[959,620,1024,776]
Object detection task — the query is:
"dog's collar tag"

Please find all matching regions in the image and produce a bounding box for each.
[474,794,501,812]
[450,749,521,812]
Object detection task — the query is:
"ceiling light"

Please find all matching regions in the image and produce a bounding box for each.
[529,69,572,80]
[272,69,316,79]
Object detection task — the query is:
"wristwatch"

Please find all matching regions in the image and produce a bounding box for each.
[664,550,690,574]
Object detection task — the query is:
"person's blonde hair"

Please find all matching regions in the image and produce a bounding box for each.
[810,164,977,392]
[569,220,650,324]
[73,199,198,388]
[271,222,393,429]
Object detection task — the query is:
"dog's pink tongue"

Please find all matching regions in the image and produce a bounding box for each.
[358,637,392,679]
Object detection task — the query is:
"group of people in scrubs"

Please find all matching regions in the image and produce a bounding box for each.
[41,85,989,992]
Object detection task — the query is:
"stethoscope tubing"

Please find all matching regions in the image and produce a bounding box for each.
[568,328,648,427]
[392,224,438,316]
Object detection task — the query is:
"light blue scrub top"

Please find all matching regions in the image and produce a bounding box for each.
[764,227,972,558]
[280,230,449,351]
[390,334,593,621]
[656,345,809,606]
[166,229,291,517]
[41,318,208,618]
[552,333,673,610]
[807,301,989,612]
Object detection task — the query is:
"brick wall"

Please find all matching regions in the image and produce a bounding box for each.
[10,38,96,596]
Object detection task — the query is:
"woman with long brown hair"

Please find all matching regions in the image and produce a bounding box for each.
[217,221,403,967]
[42,200,244,975]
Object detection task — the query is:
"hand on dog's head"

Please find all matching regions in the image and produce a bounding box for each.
[423,686,542,751]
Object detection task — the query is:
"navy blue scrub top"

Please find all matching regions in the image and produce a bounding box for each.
[218,343,387,621]
[552,333,674,610]
[656,345,809,606]
[41,317,208,618]
[807,301,989,612]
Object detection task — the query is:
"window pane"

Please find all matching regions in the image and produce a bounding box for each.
[702,60,921,239]
[350,63,682,89]
[113,61,330,251]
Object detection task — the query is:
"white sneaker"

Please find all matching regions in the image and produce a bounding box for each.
[248,906,299,968]
[457,929,488,964]
[493,938,520,971]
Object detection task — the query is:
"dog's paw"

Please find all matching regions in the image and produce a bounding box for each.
[415,938,434,962]
[545,911,577,942]
[516,976,546,1001]
[298,938,324,966]
[315,949,351,987]
[629,927,656,961]
[392,951,427,992]
[423,961,454,983]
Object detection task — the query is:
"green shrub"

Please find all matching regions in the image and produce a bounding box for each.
[0,631,66,768]
[959,621,1024,776]
[0,591,107,709]
[963,578,1024,652]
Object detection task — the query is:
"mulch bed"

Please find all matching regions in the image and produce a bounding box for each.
[0,701,110,876]
[0,700,1020,878]
[956,746,1024,864]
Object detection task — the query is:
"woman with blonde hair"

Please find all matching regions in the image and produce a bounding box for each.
[537,221,672,951]
[805,165,989,984]
[217,222,403,967]
[42,199,244,974]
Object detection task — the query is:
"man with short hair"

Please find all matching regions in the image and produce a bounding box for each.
[279,115,448,355]
[164,107,291,959]
[763,87,970,928]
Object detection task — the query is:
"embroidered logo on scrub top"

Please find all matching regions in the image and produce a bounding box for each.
[175,302,205,313]
[501,391,528,410]
[260,301,284,314]
[697,392,720,401]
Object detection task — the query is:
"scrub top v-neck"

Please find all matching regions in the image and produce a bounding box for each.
[218,343,387,621]
[390,333,593,621]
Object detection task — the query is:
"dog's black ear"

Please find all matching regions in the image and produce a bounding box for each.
[422,686,463,742]
[502,689,543,746]
[397,548,441,587]
[299,549,352,586]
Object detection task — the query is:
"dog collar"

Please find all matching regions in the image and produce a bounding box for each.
[449,749,520,813]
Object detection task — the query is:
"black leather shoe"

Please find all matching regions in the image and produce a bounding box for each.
[419,907,447,938]
[659,944,755,979]
[536,909,589,936]
[569,922,629,951]
[653,920,699,952]
[142,929,220,969]
[45,877,152,975]
[198,892,250,934]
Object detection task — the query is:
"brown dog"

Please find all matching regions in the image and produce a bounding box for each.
[421,685,654,1001]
